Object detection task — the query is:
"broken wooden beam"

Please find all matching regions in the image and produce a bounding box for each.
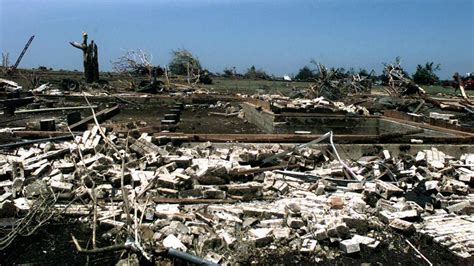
[0,97,35,107]
[0,134,78,149]
[69,105,120,131]
[153,197,236,204]
[0,105,98,115]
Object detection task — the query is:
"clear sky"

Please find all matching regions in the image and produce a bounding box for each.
[0,0,472,79]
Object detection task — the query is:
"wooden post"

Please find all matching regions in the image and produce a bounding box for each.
[454,72,468,99]
[186,62,190,85]
[70,32,99,83]
[164,67,171,88]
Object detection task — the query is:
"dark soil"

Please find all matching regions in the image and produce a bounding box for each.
[1,222,459,265]
[1,222,122,265]
[111,106,263,134]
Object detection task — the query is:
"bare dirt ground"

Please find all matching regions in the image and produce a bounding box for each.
[110,106,263,134]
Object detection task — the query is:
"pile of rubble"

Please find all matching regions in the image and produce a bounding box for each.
[383,62,425,96]
[250,94,370,115]
[0,127,473,264]
[306,63,372,100]
[0,78,22,92]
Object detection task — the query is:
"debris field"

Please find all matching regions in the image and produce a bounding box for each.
[0,68,473,265]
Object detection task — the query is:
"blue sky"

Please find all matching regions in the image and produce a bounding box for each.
[1,0,472,79]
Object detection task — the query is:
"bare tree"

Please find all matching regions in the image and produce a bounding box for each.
[70,32,99,83]
[1,53,9,69]
[112,49,154,77]
[112,49,164,90]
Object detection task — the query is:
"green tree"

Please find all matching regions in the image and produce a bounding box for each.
[295,66,315,81]
[198,69,213,84]
[222,67,235,78]
[168,49,201,75]
[244,65,270,80]
[412,62,441,85]
[358,68,369,76]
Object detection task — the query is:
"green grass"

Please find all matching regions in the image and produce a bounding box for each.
[200,77,312,95]
[422,84,474,96]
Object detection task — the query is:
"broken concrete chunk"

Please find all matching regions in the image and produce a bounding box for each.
[163,234,187,252]
[446,201,470,214]
[249,228,273,246]
[204,252,223,264]
[31,163,51,177]
[464,154,474,165]
[272,180,289,194]
[415,151,426,162]
[300,239,318,253]
[219,229,236,246]
[424,180,439,191]
[375,180,403,199]
[379,209,418,223]
[157,175,180,189]
[0,192,12,203]
[13,197,30,211]
[351,234,377,246]
[50,181,74,192]
[347,182,364,192]
[272,227,291,239]
[340,238,360,254]
[130,137,165,157]
[343,216,369,233]
[157,187,179,196]
[287,217,305,229]
[203,189,226,199]
[328,196,344,209]
[389,218,415,234]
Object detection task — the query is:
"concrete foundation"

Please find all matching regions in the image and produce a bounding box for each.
[241,102,466,140]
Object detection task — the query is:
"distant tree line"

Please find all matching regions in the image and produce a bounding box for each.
[293,58,443,85]
[109,48,445,86]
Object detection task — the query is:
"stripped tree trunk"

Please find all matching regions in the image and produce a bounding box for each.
[70,32,99,83]
[453,72,468,100]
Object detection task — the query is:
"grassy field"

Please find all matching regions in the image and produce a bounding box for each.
[200,77,312,95]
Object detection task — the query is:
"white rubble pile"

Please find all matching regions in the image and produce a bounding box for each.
[249,95,370,115]
[0,129,472,263]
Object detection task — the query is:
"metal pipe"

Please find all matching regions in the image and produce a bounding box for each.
[167,248,219,266]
